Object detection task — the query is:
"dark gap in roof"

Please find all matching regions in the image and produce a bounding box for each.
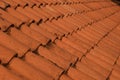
[112,0,120,5]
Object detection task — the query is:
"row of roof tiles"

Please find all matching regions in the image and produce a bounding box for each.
[0,5,119,63]
[0,0,120,80]
[0,0,113,9]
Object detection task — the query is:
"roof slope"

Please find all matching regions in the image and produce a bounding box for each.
[0,0,120,80]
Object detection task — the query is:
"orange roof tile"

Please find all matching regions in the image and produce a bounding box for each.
[0,0,120,80]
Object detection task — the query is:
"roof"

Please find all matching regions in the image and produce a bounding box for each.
[0,0,120,80]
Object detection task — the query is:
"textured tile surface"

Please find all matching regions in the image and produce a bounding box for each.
[0,0,120,80]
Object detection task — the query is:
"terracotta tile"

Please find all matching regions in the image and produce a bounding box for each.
[89,49,116,65]
[38,7,54,17]
[33,6,51,19]
[117,57,120,66]
[92,47,117,65]
[30,23,57,42]
[97,45,119,61]
[98,38,120,54]
[40,7,58,18]
[109,12,120,23]
[72,14,91,26]
[0,44,16,64]
[36,0,48,6]
[86,25,103,38]
[53,5,72,15]
[9,27,40,51]
[85,11,103,20]
[28,0,41,7]
[0,1,120,80]
[2,0,19,8]
[69,31,93,49]
[59,19,77,32]
[98,7,116,17]
[0,9,23,27]
[107,34,120,46]
[66,16,84,27]
[25,52,63,79]
[76,62,106,80]
[110,66,120,79]
[12,0,28,7]
[67,35,90,49]
[6,8,31,24]
[23,0,36,7]
[77,31,95,44]
[92,22,110,33]
[61,5,75,13]
[102,2,114,7]
[78,29,100,42]
[102,18,118,28]
[74,15,92,25]
[109,74,120,80]
[0,18,12,31]
[0,65,25,80]
[79,14,93,23]
[45,21,68,35]
[60,74,73,80]
[68,67,95,80]
[16,7,41,23]
[62,37,88,53]
[0,31,29,57]
[46,43,78,65]
[86,53,113,71]
[110,28,120,36]
[39,22,64,36]
[116,25,120,30]
[105,37,120,49]
[69,5,82,12]
[9,58,53,80]
[85,2,102,10]
[24,7,47,21]
[72,32,94,47]
[52,20,71,33]
[45,6,62,17]
[55,40,83,59]
[77,3,91,11]
[87,24,106,35]
[63,17,81,30]
[38,46,72,70]
[21,25,50,45]
[0,1,9,9]
[39,22,62,35]
[81,57,110,77]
